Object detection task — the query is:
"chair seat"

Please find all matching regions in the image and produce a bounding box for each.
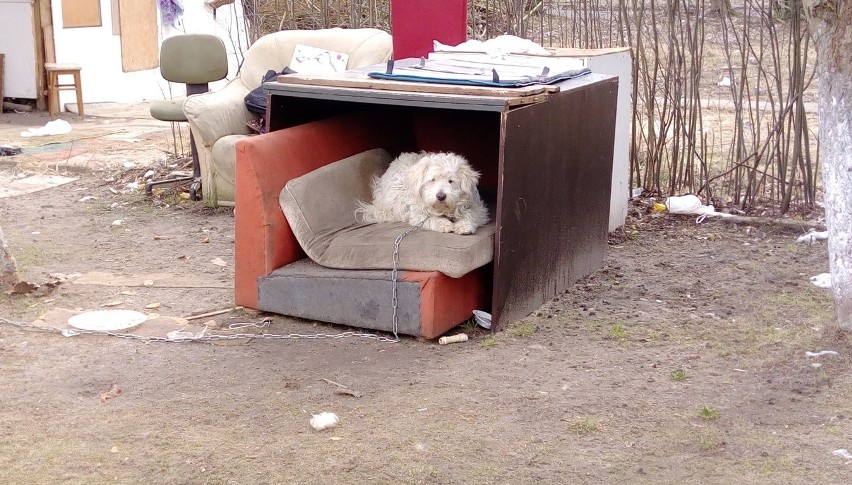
[150,99,187,122]
[45,62,82,72]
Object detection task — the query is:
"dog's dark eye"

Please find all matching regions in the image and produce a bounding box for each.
[449,179,455,184]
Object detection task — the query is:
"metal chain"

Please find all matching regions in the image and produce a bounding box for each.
[1,222,430,345]
[391,219,427,340]
[0,317,400,343]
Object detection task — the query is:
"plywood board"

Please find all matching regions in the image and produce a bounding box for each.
[118,0,158,72]
[0,174,78,199]
[61,0,102,28]
[275,71,554,98]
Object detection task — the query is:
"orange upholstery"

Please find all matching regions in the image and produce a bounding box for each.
[403,269,490,339]
[234,113,409,308]
[233,112,490,338]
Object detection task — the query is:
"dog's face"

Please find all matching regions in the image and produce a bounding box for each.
[408,153,480,215]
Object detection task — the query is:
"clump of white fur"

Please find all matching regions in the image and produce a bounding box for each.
[357,151,489,235]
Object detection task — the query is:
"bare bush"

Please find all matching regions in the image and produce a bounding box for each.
[239,0,817,215]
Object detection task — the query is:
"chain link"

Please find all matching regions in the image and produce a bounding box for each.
[0,317,400,343]
[1,222,430,345]
[392,219,427,339]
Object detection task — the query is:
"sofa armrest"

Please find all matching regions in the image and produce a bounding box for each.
[233,112,415,309]
[184,80,253,148]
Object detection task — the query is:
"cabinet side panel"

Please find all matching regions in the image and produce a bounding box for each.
[494,78,618,329]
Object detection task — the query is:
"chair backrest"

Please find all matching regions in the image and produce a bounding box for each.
[239,28,393,91]
[160,34,228,85]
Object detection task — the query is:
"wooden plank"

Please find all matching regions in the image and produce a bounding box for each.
[118,0,158,72]
[274,72,552,98]
[110,0,121,35]
[33,0,50,111]
[61,0,102,28]
[42,25,55,63]
[549,46,632,57]
[265,81,553,113]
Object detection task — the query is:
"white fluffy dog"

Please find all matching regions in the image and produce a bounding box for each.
[357,151,489,234]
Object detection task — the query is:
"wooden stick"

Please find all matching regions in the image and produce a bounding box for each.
[703,214,825,231]
[3,101,34,112]
[184,307,240,320]
[320,378,349,389]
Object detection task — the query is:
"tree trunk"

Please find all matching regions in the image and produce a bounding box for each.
[0,225,19,292]
[806,0,852,328]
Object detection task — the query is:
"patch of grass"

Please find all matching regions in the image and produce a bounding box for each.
[416,465,441,479]
[460,318,478,333]
[508,323,536,337]
[699,406,720,420]
[670,369,689,382]
[11,244,43,274]
[699,430,720,451]
[607,322,628,340]
[480,336,498,347]
[765,292,829,314]
[470,465,499,481]
[567,416,601,434]
[0,294,33,316]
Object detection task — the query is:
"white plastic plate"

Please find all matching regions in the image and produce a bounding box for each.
[472,310,492,329]
[67,310,148,332]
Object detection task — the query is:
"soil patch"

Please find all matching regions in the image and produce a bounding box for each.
[1,171,850,484]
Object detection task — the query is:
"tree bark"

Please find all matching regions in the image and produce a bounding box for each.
[0,226,19,292]
[805,0,852,328]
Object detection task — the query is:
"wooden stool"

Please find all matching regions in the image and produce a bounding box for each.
[45,63,84,118]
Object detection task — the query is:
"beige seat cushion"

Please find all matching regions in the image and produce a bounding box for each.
[279,148,494,278]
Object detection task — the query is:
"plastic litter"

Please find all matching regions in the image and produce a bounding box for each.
[665,194,734,222]
[20,119,72,138]
[805,350,839,357]
[832,449,852,460]
[810,273,832,289]
[310,412,340,431]
[166,327,208,341]
[472,310,492,329]
[438,333,468,345]
[796,229,828,244]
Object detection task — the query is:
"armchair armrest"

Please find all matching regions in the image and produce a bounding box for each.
[184,80,253,148]
[233,112,414,308]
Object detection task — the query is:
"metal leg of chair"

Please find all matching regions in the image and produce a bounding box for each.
[144,153,194,198]
[187,128,203,201]
[189,179,202,201]
[145,175,196,198]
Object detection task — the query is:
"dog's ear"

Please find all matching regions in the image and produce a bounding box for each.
[406,156,431,200]
[457,163,481,196]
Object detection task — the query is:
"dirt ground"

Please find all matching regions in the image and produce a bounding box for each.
[2,108,852,484]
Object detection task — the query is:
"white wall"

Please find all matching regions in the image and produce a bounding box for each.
[0,0,38,99]
[51,0,246,107]
[585,49,633,232]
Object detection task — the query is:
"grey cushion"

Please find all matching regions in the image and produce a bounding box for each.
[279,148,494,278]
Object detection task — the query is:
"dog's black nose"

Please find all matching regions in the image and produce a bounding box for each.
[436,191,446,202]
